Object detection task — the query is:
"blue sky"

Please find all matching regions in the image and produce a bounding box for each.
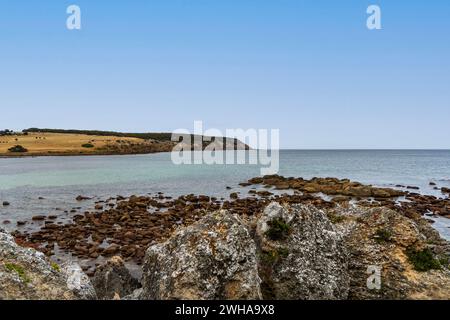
[0,0,449,149]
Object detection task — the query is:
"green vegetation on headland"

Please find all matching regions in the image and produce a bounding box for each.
[23,128,175,142]
[8,145,28,153]
[22,128,250,149]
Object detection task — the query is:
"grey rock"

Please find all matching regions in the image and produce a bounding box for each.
[0,228,95,300]
[256,202,350,300]
[141,210,262,300]
[61,262,97,300]
[122,288,143,300]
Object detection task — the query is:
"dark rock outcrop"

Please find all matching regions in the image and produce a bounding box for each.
[92,256,140,300]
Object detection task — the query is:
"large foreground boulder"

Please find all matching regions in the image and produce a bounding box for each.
[256,203,350,299]
[141,210,262,300]
[0,228,96,300]
[342,206,450,300]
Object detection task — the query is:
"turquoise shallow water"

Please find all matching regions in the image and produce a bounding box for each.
[0,150,449,238]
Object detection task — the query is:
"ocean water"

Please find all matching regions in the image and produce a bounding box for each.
[0,150,449,238]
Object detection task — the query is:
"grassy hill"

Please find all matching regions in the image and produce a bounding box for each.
[0,128,249,157]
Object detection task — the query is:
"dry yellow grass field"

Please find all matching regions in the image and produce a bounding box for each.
[0,132,145,156]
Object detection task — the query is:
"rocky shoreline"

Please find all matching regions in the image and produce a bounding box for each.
[2,175,450,299]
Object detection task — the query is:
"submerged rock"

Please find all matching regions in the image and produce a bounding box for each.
[0,228,95,300]
[141,210,262,300]
[76,195,92,201]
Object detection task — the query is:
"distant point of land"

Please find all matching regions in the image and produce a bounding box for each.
[0,128,248,157]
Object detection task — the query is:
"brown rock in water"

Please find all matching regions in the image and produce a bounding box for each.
[198,195,210,202]
[103,244,120,256]
[332,195,351,203]
[76,195,92,201]
[274,182,290,190]
[230,192,239,199]
[32,215,46,221]
[248,177,264,184]
[256,190,273,197]
[239,182,252,187]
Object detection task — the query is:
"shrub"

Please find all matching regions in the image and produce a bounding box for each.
[81,143,94,148]
[265,218,291,241]
[8,145,28,153]
[406,248,441,272]
[51,262,60,272]
[328,213,345,224]
[260,248,289,266]
[4,263,30,283]
[374,228,392,243]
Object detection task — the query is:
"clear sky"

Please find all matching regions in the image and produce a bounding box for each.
[0,0,449,149]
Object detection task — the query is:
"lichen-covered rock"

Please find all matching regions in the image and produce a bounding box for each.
[256,202,350,300]
[92,256,140,300]
[141,210,262,300]
[0,228,95,300]
[122,288,143,300]
[61,262,97,299]
[341,206,450,300]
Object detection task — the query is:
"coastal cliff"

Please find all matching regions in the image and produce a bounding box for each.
[0,128,249,157]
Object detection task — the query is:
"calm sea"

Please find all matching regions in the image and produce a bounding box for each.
[1,150,449,239]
